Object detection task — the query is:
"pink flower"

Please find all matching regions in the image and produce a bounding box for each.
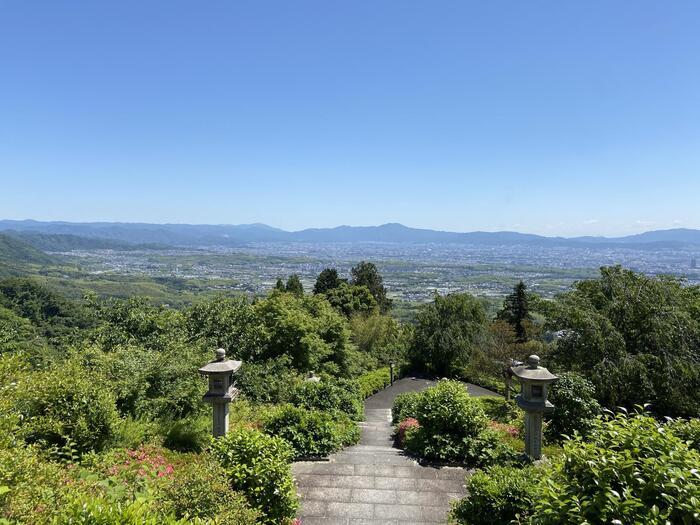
[397,418,420,446]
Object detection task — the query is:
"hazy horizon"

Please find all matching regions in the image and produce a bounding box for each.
[2,217,700,240]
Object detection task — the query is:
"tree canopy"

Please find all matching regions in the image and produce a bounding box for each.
[544,265,700,417]
[409,292,487,376]
[496,281,531,342]
[350,261,392,313]
[313,268,344,295]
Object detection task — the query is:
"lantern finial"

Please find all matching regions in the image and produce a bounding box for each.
[215,348,226,361]
[526,355,540,369]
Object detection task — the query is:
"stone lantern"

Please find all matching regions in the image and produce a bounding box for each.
[511,355,558,460]
[199,348,242,438]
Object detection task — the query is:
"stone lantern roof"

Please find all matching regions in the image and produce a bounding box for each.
[511,355,557,382]
[198,348,242,375]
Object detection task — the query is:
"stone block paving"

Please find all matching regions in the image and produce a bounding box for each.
[293,377,497,524]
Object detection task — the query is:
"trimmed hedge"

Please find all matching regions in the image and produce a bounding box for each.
[358,367,391,398]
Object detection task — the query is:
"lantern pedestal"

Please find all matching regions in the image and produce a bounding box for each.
[211,400,230,438]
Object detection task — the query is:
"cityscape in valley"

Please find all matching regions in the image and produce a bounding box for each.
[2,220,700,309]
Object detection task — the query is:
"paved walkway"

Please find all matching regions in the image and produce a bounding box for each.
[293,377,500,525]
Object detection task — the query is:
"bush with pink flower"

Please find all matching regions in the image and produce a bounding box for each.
[396,417,420,446]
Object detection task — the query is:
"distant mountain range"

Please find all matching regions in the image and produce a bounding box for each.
[1,220,700,249]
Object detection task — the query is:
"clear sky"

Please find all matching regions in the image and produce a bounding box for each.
[1,1,699,236]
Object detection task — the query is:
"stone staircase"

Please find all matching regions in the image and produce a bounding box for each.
[293,407,468,524]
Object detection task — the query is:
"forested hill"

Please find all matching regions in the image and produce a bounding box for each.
[2,220,700,248]
[0,233,53,270]
[4,231,168,251]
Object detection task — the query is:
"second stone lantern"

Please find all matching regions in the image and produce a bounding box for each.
[511,355,558,460]
[199,348,242,438]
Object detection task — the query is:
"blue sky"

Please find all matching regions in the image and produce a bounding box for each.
[1,1,699,236]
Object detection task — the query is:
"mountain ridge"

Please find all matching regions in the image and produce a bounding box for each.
[1,220,699,248]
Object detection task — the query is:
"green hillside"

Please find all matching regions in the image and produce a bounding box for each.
[4,231,168,251]
[0,233,54,276]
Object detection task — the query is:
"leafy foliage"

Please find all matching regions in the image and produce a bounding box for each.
[15,360,119,453]
[474,396,520,425]
[313,267,344,294]
[496,281,532,342]
[350,261,392,313]
[253,292,352,374]
[210,427,299,524]
[409,293,487,376]
[290,378,364,420]
[391,390,422,424]
[154,453,260,523]
[545,371,601,441]
[451,465,539,525]
[400,381,509,465]
[358,367,392,399]
[666,417,700,452]
[0,445,69,523]
[184,295,264,360]
[0,277,92,345]
[236,355,302,404]
[533,411,700,524]
[324,282,377,317]
[284,274,304,296]
[263,404,359,459]
[350,313,407,366]
[544,266,700,417]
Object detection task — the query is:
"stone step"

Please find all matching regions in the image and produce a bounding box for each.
[294,461,469,481]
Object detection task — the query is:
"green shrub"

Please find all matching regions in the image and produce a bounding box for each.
[0,445,70,524]
[357,367,391,398]
[154,453,260,523]
[15,361,119,453]
[403,381,502,465]
[290,377,363,420]
[544,371,601,441]
[533,411,700,524]
[263,404,359,459]
[474,396,520,424]
[667,417,700,452]
[236,356,303,404]
[391,390,421,424]
[210,427,298,524]
[451,465,539,525]
[161,416,211,452]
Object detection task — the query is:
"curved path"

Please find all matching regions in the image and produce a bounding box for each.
[293,377,500,525]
